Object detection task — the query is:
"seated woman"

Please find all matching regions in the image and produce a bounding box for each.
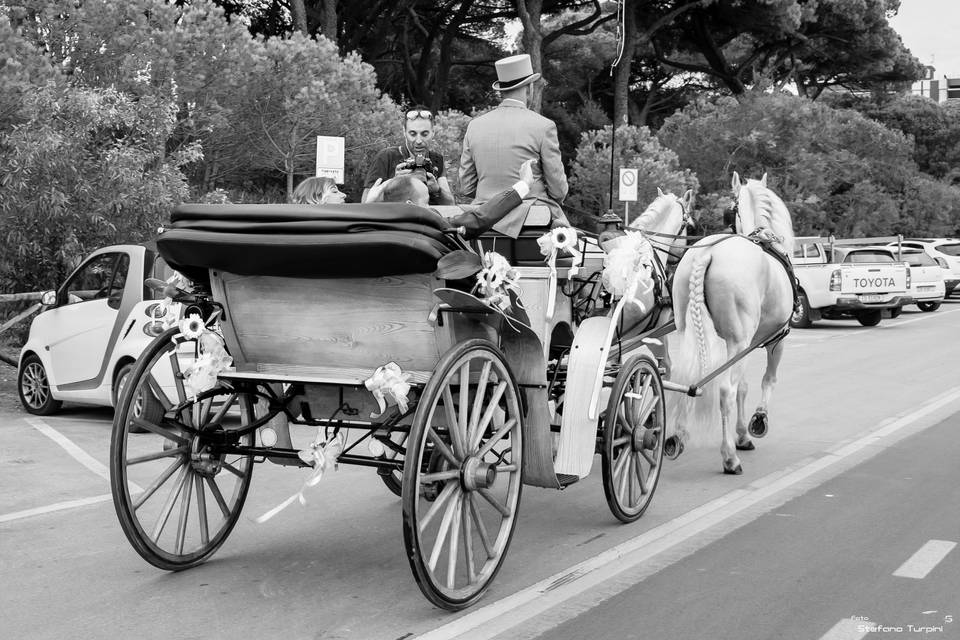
[292,176,347,204]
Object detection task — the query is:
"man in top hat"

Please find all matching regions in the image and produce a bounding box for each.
[458,54,569,238]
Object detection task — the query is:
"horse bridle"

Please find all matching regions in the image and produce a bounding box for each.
[639,197,696,266]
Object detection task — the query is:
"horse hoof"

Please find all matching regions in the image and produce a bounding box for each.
[723,462,743,475]
[748,412,768,438]
[736,437,755,451]
[663,436,684,460]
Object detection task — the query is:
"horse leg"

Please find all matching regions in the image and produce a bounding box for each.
[719,362,745,475]
[735,377,755,450]
[749,339,785,438]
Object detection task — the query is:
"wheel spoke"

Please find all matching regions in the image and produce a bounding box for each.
[628,455,636,506]
[446,496,462,589]
[478,487,511,517]
[144,373,173,412]
[612,435,631,448]
[127,446,189,466]
[635,452,650,495]
[616,403,634,434]
[457,361,471,456]
[426,428,460,467]
[419,469,460,483]
[635,394,659,430]
[195,474,209,546]
[175,470,194,554]
[616,453,631,503]
[468,493,495,559]
[133,456,186,510]
[205,476,231,518]
[131,417,189,445]
[461,494,476,584]
[221,460,245,478]
[428,486,462,572]
[418,481,458,534]
[612,444,630,481]
[152,463,190,542]
[467,361,492,452]
[207,393,237,427]
[472,381,507,450]
[639,448,657,467]
[442,387,466,459]
[477,418,516,459]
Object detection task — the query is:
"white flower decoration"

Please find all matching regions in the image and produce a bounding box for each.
[179,313,205,340]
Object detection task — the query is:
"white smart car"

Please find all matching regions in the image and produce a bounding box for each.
[17,244,175,416]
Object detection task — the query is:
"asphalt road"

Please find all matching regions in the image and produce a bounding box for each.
[1,300,958,640]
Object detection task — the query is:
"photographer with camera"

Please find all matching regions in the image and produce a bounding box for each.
[362,106,454,205]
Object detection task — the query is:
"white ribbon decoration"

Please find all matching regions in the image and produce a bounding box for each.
[364,362,412,418]
[601,231,656,313]
[254,432,346,524]
[538,227,583,319]
[475,251,520,312]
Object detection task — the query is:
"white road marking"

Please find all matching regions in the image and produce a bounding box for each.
[886,306,960,327]
[893,540,957,579]
[819,618,872,640]
[0,494,112,524]
[413,385,960,640]
[23,416,142,492]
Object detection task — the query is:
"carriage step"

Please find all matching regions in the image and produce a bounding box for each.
[557,473,579,488]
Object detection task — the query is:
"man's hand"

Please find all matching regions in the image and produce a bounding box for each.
[394,163,413,177]
[365,178,386,203]
[519,158,537,188]
[424,172,441,195]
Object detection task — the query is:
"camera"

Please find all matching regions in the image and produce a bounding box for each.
[399,152,434,174]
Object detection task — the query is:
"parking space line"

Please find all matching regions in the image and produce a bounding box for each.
[893,540,957,579]
[23,417,142,492]
[0,494,112,524]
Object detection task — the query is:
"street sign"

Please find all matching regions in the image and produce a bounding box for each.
[618,168,638,202]
[316,136,345,183]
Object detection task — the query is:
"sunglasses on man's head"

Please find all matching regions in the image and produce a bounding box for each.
[406,109,434,121]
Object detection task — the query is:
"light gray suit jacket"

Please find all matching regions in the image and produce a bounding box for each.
[459,101,569,238]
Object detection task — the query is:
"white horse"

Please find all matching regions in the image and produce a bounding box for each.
[666,173,795,474]
[628,188,695,267]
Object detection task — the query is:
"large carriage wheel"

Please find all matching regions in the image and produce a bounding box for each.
[110,327,254,570]
[402,339,523,610]
[601,353,665,523]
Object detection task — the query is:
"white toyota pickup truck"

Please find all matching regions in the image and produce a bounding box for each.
[791,236,913,328]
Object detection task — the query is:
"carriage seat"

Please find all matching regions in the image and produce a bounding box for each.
[472,205,574,269]
[157,203,464,283]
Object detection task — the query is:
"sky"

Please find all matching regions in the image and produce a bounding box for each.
[887,0,960,78]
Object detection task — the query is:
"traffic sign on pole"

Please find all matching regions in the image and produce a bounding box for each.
[316,136,345,183]
[618,168,638,202]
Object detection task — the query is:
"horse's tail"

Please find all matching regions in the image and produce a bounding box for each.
[668,249,725,447]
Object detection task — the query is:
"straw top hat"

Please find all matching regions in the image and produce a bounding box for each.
[492,54,541,91]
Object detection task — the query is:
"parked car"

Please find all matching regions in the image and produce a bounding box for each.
[791,237,911,328]
[17,244,175,416]
[890,239,960,298]
[897,247,945,312]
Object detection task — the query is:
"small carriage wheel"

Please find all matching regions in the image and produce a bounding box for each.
[110,327,254,571]
[402,339,523,610]
[601,353,665,523]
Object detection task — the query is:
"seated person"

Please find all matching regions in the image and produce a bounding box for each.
[368,159,536,240]
[292,176,347,204]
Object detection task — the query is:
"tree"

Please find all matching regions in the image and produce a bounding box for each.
[656,91,958,237]
[0,84,196,292]
[567,123,698,228]
[229,34,399,200]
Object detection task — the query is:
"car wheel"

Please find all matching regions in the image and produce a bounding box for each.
[917,301,941,312]
[18,354,62,415]
[114,362,164,431]
[856,310,882,327]
[790,291,812,328]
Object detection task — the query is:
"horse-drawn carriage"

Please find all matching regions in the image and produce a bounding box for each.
[110,173,796,610]
[109,199,674,610]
